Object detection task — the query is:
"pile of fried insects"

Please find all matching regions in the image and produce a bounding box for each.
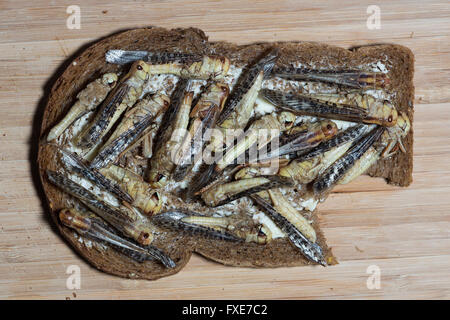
[45,48,410,268]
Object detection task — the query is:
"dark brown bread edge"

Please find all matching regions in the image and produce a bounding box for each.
[37,27,414,279]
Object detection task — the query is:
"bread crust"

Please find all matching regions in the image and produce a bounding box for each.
[38,27,414,279]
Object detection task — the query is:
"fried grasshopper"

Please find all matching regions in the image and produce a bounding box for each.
[256,119,339,162]
[214,113,295,173]
[56,146,133,203]
[279,113,409,194]
[147,79,194,188]
[208,48,279,152]
[312,126,386,195]
[59,208,175,268]
[47,73,118,141]
[276,127,374,192]
[172,82,230,181]
[251,194,326,266]
[217,48,279,127]
[153,210,272,244]
[99,165,163,216]
[152,210,242,242]
[200,175,294,207]
[47,170,155,246]
[337,112,411,185]
[191,112,294,195]
[286,124,368,161]
[235,166,317,243]
[261,89,398,127]
[193,115,337,196]
[273,67,389,89]
[89,93,170,169]
[74,60,150,151]
[105,50,230,80]
[56,146,162,216]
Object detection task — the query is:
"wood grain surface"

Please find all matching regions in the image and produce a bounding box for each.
[0,0,449,300]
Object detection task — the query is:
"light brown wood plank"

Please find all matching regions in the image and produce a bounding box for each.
[0,0,449,300]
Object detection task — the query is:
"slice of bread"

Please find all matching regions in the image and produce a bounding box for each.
[37,27,414,280]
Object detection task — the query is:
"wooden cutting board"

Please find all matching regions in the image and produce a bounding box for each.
[0,0,449,299]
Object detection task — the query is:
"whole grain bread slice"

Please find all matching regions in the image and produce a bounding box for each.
[37,27,414,279]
